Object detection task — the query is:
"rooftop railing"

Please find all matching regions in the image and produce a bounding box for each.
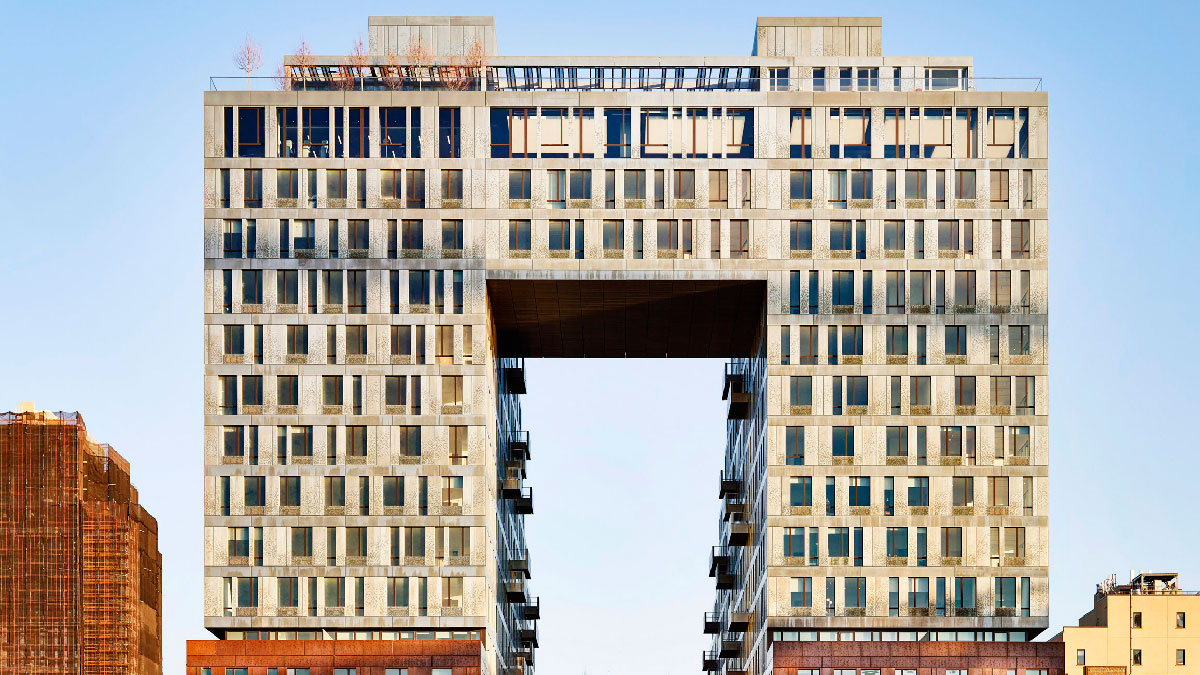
[209,73,1043,93]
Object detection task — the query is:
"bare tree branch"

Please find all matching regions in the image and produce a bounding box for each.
[466,37,489,91]
[344,36,369,92]
[233,35,263,90]
[382,50,405,91]
[293,38,313,90]
[403,34,432,91]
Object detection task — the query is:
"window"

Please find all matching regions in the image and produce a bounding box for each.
[790,170,812,200]
[277,107,297,157]
[830,220,852,252]
[603,220,623,252]
[845,577,867,608]
[1134,650,1142,666]
[850,169,872,200]
[604,108,631,158]
[1178,650,1186,666]
[441,220,463,253]
[1179,612,1187,628]
[726,108,754,158]
[674,170,695,201]
[549,220,570,251]
[986,108,1017,158]
[441,169,463,201]
[301,107,329,157]
[945,325,967,356]
[547,170,565,209]
[1011,220,1031,258]
[789,475,812,506]
[709,170,728,207]
[833,427,854,457]
[790,220,812,253]
[909,577,930,609]
[908,477,929,506]
[785,425,805,465]
[729,220,749,258]
[835,109,871,158]
[406,169,425,208]
[381,107,419,158]
[277,168,298,201]
[790,109,812,158]
[991,170,1009,208]
[952,477,974,507]
[955,376,976,406]
[849,477,870,506]
[1015,376,1035,414]
[348,107,369,158]
[624,170,646,201]
[640,108,668,157]
[509,170,531,200]
[829,170,847,208]
[884,220,904,253]
[995,577,1017,609]
[1022,170,1034,207]
[509,220,531,251]
[438,107,460,158]
[791,578,812,607]
[381,169,402,202]
[886,426,908,457]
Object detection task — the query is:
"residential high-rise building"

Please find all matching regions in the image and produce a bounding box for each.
[196,15,1048,675]
[1057,573,1198,675]
[0,404,163,675]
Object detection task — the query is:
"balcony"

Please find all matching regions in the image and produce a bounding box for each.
[727,659,749,675]
[508,431,531,460]
[727,522,752,547]
[722,496,746,522]
[509,486,533,514]
[720,633,742,658]
[505,458,527,480]
[510,550,531,578]
[518,621,539,648]
[719,471,741,499]
[521,596,541,620]
[709,546,732,577]
[504,359,527,395]
[702,651,721,672]
[728,611,752,632]
[502,477,524,499]
[704,612,721,634]
[722,362,751,420]
[505,578,527,603]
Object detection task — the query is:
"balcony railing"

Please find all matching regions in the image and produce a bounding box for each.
[521,596,541,620]
[704,612,721,634]
[510,549,531,578]
[504,358,527,395]
[718,470,741,499]
[507,431,531,461]
[702,651,721,672]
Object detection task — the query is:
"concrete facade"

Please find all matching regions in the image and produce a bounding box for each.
[1057,574,1199,675]
[201,15,1048,675]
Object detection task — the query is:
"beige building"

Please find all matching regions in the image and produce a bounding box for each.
[200,14,1048,675]
[1058,573,1199,675]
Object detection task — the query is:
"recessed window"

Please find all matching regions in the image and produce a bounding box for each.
[1178,612,1186,628]
[1133,649,1142,665]
[1177,650,1186,666]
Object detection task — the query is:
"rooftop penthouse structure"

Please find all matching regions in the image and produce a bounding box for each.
[196,14,1048,675]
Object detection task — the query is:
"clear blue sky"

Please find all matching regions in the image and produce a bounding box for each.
[0,1,1196,673]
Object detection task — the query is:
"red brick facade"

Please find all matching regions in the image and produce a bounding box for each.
[771,640,1065,675]
[186,640,483,675]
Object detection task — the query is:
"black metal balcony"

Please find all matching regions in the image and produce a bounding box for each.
[702,651,721,672]
[510,486,533,514]
[728,611,752,632]
[703,612,721,634]
[502,477,524,498]
[726,658,749,675]
[505,578,527,603]
[722,362,751,419]
[504,359,527,395]
[727,522,752,546]
[518,621,539,648]
[718,470,741,498]
[719,633,742,658]
[521,596,541,620]
[505,458,527,480]
[709,546,732,577]
[510,549,531,578]
[722,496,746,522]
[508,431,531,460]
